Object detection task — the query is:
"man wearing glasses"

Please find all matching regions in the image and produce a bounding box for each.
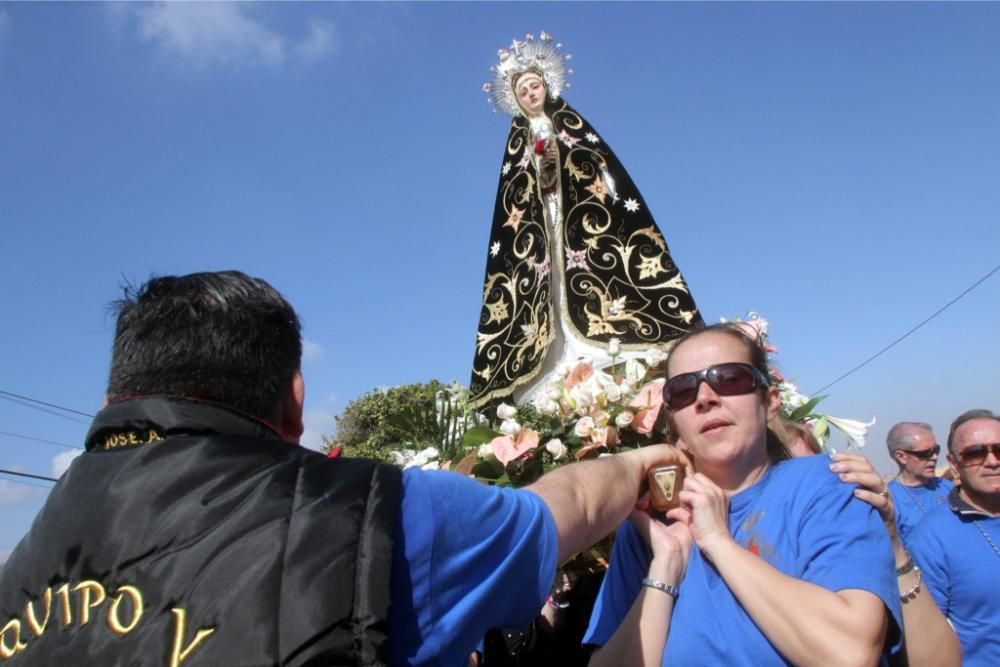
[907,409,1000,667]
[885,421,954,544]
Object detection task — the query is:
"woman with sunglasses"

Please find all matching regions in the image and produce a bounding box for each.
[584,324,902,666]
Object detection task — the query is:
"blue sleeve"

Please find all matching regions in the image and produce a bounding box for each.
[582,521,649,647]
[907,516,950,616]
[388,469,558,666]
[797,462,903,652]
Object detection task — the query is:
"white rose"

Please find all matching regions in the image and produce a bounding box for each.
[604,384,622,403]
[615,411,634,428]
[608,337,621,357]
[496,402,518,420]
[573,416,595,438]
[539,398,560,416]
[545,385,562,401]
[545,438,568,460]
[500,419,522,437]
[478,443,495,459]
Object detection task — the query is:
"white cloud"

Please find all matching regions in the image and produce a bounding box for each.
[136,2,284,67]
[0,479,45,508]
[302,339,325,363]
[128,3,335,69]
[51,449,84,478]
[300,408,335,452]
[295,18,336,63]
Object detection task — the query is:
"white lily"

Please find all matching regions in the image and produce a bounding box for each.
[826,415,876,450]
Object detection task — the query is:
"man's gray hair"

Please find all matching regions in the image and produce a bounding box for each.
[947,409,1000,452]
[886,421,934,454]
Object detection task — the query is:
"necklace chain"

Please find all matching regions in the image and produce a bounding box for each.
[972,520,1000,559]
[900,482,928,513]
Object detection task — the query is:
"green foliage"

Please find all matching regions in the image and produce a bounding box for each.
[789,394,827,422]
[331,380,463,462]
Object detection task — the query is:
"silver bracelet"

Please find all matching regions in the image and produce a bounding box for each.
[899,565,922,603]
[641,577,679,599]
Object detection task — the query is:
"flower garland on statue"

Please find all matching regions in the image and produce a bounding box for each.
[458,311,875,487]
[460,340,671,485]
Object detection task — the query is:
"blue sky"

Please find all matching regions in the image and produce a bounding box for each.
[2,2,998,561]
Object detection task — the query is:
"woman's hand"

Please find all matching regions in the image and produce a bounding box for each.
[674,472,733,560]
[829,453,896,533]
[630,498,693,584]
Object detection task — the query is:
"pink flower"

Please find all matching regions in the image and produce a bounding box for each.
[565,361,594,389]
[490,428,540,466]
[735,318,777,353]
[629,379,665,435]
[536,255,550,280]
[558,129,580,148]
[566,247,588,271]
[575,428,618,459]
[735,320,763,342]
[591,425,619,449]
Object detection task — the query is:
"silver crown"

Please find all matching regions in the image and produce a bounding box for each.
[482,31,573,117]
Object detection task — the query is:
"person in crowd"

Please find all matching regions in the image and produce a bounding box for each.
[583,323,901,666]
[829,452,962,667]
[905,409,1000,666]
[0,270,690,666]
[769,414,822,457]
[885,422,953,544]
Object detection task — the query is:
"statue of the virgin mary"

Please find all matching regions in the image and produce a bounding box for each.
[468,32,703,409]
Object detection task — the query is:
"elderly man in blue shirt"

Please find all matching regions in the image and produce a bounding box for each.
[885,421,953,544]
[908,409,1000,667]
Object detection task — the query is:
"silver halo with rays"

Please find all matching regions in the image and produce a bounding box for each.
[483,31,573,117]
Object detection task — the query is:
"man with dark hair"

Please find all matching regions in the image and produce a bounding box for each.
[0,270,687,666]
[885,421,953,544]
[907,409,1000,666]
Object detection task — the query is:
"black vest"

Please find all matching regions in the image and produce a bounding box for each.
[0,397,402,666]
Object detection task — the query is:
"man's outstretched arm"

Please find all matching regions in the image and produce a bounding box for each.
[526,445,691,562]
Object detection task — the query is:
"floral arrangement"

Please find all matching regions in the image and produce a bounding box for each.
[457,341,673,486]
[453,312,875,486]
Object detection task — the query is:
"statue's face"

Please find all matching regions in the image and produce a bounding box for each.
[514,72,546,117]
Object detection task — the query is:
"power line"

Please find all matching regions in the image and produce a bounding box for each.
[0,389,94,418]
[812,261,1000,395]
[0,475,54,491]
[0,468,58,483]
[0,430,78,450]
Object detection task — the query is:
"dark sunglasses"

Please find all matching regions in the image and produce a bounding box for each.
[955,443,1000,468]
[663,362,770,411]
[899,445,940,460]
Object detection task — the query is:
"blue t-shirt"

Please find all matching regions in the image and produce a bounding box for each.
[888,477,953,545]
[907,498,1000,667]
[584,455,902,665]
[387,469,558,666]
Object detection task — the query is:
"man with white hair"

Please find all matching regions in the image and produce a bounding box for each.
[885,421,953,544]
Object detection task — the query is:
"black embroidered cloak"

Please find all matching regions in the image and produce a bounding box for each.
[469,97,702,409]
